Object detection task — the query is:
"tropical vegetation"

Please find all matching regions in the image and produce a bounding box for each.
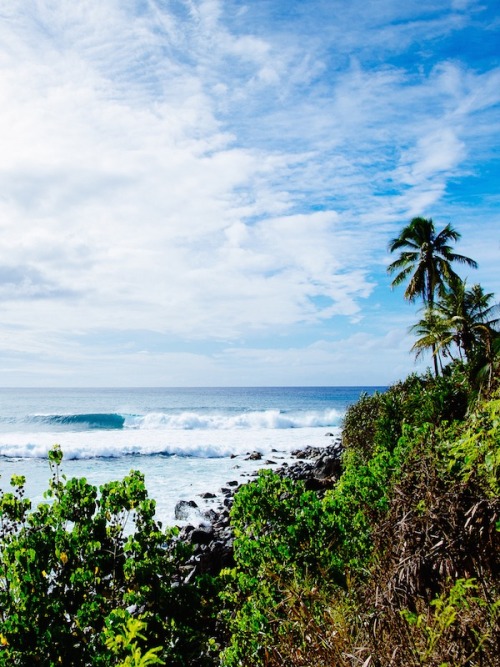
[0,218,499,665]
[388,216,498,388]
[387,217,477,307]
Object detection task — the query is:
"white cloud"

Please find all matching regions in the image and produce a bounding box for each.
[0,0,498,384]
[214,327,427,386]
[396,128,466,185]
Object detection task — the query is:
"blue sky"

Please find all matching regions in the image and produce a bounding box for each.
[0,0,498,386]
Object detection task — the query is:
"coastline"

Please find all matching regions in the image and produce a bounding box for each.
[175,438,344,579]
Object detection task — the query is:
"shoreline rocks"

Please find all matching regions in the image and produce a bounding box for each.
[176,438,343,580]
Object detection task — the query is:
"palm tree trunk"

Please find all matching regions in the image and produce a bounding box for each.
[428,289,439,376]
[431,342,439,376]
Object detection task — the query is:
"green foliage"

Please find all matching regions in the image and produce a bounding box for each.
[441,393,500,496]
[220,470,342,666]
[104,610,165,666]
[340,390,384,459]
[0,448,216,666]
[342,367,470,462]
[326,368,470,574]
[231,470,336,578]
[401,578,500,666]
[220,368,499,666]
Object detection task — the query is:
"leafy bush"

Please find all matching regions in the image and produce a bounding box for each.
[220,369,499,666]
[342,365,470,461]
[1,367,498,666]
[442,393,500,497]
[220,470,342,666]
[0,446,216,666]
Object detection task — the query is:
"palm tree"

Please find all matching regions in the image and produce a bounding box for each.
[436,281,499,363]
[410,307,454,374]
[434,281,499,390]
[475,331,500,393]
[387,217,478,375]
[387,217,478,306]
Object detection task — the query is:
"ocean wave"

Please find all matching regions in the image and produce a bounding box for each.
[28,413,126,429]
[127,408,343,430]
[0,425,342,460]
[16,408,344,432]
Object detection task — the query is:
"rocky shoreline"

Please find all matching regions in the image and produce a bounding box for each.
[175,438,343,581]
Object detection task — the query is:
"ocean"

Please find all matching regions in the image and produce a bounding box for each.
[0,386,383,526]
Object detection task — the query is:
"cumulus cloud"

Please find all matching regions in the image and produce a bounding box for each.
[0,0,498,384]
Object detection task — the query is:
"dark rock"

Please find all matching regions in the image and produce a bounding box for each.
[315,455,341,480]
[174,439,344,583]
[199,491,216,499]
[246,451,262,460]
[190,527,214,545]
[291,448,307,458]
[203,508,219,522]
[304,478,328,491]
[174,499,199,521]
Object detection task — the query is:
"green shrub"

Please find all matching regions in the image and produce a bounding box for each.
[220,470,342,666]
[220,368,497,665]
[400,578,500,666]
[0,446,216,666]
[342,366,470,462]
[441,394,500,497]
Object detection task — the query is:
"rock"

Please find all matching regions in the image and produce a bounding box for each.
[274,442,344,493]
[203,508,219,523]
[174,499,199,521]
[246,451,262,460]
[174,439,345,583]
[291,448,307,458]
[315,455,341,480]
[190,527,214,545]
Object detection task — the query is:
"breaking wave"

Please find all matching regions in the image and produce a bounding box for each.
[19,408,343,432]
[126,408,342,431]
[29,413,125,430]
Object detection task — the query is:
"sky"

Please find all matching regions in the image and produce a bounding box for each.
[0,0,498,387]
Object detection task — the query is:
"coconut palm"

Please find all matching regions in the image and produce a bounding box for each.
[388,217,478,375]
[436,281,499,363]
[475,331,500,392]
[434,281,499,390]
[387,217,478,306]
[410,307,454,374]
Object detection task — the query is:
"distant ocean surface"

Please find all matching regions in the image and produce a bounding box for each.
[0,387,383,526]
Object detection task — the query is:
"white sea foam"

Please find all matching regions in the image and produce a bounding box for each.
[126,408,342,431]
[0,386,359,526]
[0,425,341,460]
[0,425,342,526]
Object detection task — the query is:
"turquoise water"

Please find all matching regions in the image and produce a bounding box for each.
[0,386,383,525]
